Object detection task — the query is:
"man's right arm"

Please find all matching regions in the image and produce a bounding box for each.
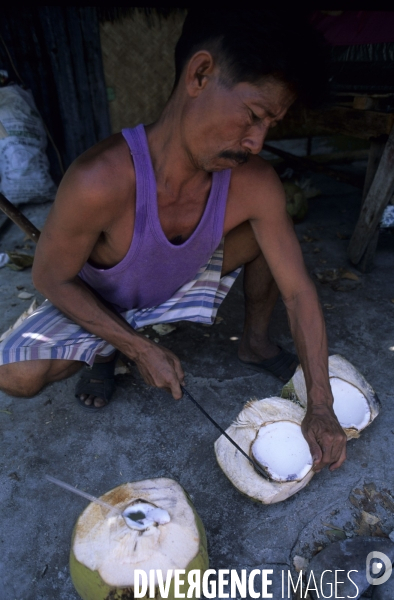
[32,156,185,398]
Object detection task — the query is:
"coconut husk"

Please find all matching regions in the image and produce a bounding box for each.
[284,354,380,439]
[214,397,315,504]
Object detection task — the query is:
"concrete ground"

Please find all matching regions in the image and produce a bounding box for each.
[0,167,393,600]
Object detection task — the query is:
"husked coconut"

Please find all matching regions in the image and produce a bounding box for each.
[282,354,380,438]
[70,478,208,600]
[214,397,315,504]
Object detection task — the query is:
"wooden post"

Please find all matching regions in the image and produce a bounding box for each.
[351,137,386,272]
[361,136,387,205]
[0,193,41,243]
[348,126,394,269]
[356,135,387,273]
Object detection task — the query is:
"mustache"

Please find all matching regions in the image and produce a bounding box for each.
[218,150,250,165]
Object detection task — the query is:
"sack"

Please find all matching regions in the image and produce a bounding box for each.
[0,85,57,205]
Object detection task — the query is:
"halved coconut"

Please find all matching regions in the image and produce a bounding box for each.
[70,478,208,600]
[251,420,313,482]
[282,354,380,438]
[214,397,314,504]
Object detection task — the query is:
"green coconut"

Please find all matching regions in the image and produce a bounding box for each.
[70,478,208,600]
[283,181,308,221]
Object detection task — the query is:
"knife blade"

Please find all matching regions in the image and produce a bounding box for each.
[181,386,268,479]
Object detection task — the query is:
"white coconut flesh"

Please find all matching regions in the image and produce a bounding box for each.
[330,377,370,430]
[71,478,206,590]
[214,397,315,504]
[284,355,380,437]
[251,420,313,482]
[122,501,170,531]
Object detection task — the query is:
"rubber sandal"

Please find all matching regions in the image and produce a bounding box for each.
[238,347,299,383]
[75,352,119,411]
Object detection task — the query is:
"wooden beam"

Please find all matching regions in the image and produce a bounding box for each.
[306,149,369,165]
[348,126,394,264]
[309,107,394,139]
[267,105,394,141]
[263,143,364,189]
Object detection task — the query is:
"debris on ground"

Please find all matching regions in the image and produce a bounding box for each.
[6,251,34,270]
[293,555,309,572]
[313,267,361,291]
[0,253,10,267]
[152,323,177,335]
[314,267,359,283]
[114,358,131,376]
[302,235,318,243]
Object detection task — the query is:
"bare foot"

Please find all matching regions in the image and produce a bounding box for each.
[79,386,107,408]
[238,333,298,381]
[238,333,281,364]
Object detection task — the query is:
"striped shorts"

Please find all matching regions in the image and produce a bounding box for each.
[0,241,241,366]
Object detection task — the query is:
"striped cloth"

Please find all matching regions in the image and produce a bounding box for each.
[0,241,241,366]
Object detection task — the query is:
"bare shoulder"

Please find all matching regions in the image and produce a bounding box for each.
[230,156,285,218]
[225,155,286,229]
[56,133,134,221]
[35,134,136,277]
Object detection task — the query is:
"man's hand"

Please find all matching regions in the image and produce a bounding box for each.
[132,338,185,400]
[301,404,347,472]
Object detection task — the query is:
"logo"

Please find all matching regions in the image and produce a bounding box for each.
[366,551,392,586]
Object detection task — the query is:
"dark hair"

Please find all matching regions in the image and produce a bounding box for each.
[174,9,329,107]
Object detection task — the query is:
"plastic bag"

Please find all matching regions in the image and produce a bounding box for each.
[0,84,57,205]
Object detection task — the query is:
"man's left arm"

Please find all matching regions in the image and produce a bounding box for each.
[281,280,347,472]
[238,160,347,471]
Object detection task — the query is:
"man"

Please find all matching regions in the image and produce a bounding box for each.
[0,9,346,472]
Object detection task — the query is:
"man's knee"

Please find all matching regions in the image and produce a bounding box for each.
[222,221,261,275]
[0,357,82,397]
[0,361,50,397]
[0,359,83,397]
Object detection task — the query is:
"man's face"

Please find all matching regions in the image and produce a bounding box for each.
[184,76,296,172]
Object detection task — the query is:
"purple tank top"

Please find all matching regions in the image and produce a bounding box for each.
[79,124,231,312]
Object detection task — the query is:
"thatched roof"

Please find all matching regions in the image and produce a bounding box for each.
[96,7,187,24]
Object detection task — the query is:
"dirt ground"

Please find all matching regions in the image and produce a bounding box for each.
[0,164,393,599]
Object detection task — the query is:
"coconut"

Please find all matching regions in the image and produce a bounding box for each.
[283,181,308,221]
[70,478,208,600]
[251,420,313,482]
[215,356,379,504]
[214,397,315,504]
[282,354,380,439]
